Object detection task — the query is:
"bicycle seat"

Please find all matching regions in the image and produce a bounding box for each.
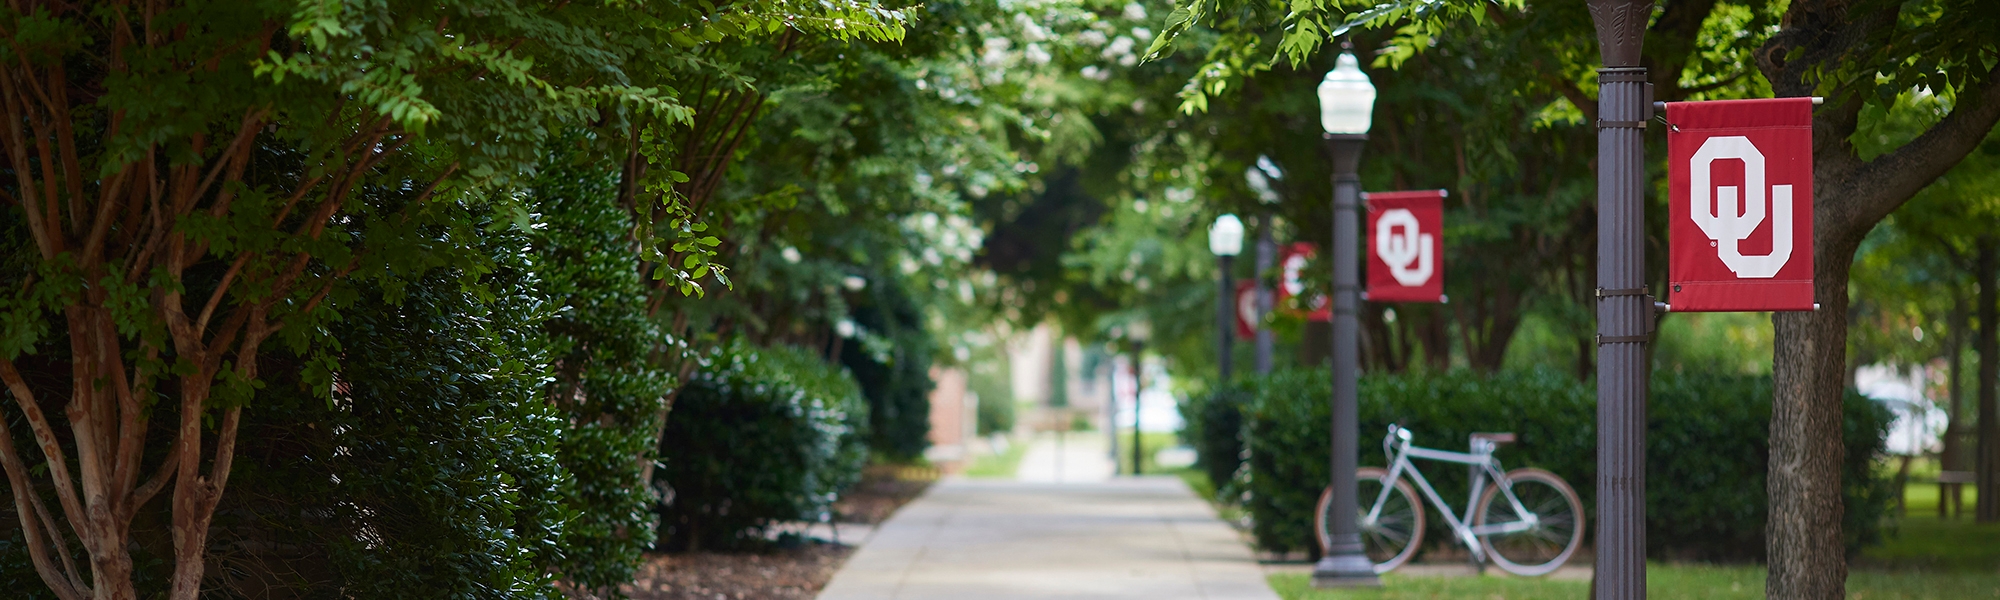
[1470,432,1516,444]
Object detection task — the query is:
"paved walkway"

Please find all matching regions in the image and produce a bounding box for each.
[1015,431,1117,483]
[818,476,1280,599]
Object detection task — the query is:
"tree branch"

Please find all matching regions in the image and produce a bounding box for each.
[1547,74,1596,125]
[0,395,88,600]
[0,67,56,257]
[0,359,90,557]
[132,449,181,514]
[1826,62,2000,238]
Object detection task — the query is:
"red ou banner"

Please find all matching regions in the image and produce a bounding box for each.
[1365,190,1446,303]
[1234,280,1258,338]
[1278,243,1332,322]
[1666,98,1815,312]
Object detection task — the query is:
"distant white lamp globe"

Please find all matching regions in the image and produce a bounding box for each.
[1209,214,1245,257]
[1318,52,1377,135]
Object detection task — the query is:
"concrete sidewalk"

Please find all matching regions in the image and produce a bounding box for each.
[817,477,1279,600]
[1014,431,1116,483]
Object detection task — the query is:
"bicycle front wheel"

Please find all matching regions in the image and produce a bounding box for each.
[1316,467,1425,573]
[1474,468,1584,576]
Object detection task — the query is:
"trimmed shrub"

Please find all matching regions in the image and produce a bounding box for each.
[1646,372,1897,560]
[214,229,568,599]
[529,143,675,589]
[977,394,1015,435]
[655,342,869,551]
[1179,384,1251,501]
[1230,368,1894,561]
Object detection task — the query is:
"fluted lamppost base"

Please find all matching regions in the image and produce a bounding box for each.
[1311,553,1380,588]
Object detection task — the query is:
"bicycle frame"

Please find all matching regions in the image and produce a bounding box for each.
[1361,426,1543,564]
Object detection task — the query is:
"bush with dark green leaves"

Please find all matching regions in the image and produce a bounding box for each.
[655,342,869,551]
[839,275,935,461]
[1645,373,1896,560]
[977,393,1015,435]
[212,228,569,599]
[529,141,675,589]
[1179,383,1251,501]
[1229,368,1893,561]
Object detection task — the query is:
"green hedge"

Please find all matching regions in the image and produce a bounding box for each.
[654,342,869,551]
[1180,384,1251,502]
[1218,368,1893,561]
[529,138,675,589]
[209,227,569,599]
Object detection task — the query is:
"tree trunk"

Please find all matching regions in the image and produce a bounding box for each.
[1977,236,1999,522]
[1754,0,2000,592]
[1767,242,1856,600]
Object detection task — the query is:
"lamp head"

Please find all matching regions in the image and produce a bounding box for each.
[1128,320,1152,343]
[1586,0,1651,68]
[1317,52,1376,135]
[1209,214,1245,256]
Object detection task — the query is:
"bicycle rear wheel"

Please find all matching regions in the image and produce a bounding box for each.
[1316,467,1424,573]
[1474,468,1584,576]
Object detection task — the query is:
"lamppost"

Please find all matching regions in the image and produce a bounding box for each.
[1311,49,1380,588]
[1128,321,1152,476]
[1587,1,1651,598]
[1211,214,1246,381]
[1246,158,1285,375]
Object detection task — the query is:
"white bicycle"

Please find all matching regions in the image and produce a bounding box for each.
[1315,424,1584,576]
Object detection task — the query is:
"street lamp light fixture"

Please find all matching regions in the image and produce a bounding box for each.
[1210,214,1245,257]
[1317,52,1376,136]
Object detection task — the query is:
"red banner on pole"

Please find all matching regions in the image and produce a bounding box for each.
[1666,98,1815,312]
[1365,190,1446,303]
[1234,280,1258,339]
[1278,243,1331,322]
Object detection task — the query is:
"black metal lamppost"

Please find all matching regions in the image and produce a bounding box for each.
[1245,158,1285,375]
[1587,1,1652,598]
[1211,214,1246,381]
[1128,321,1152,476]
[1311,49,1380,588]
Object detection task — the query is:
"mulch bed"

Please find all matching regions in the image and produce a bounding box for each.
[620,543,854,600]
[619,464,938,600]
[833,463,939,525]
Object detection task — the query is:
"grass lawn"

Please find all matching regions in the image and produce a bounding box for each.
[1114,430,1182,475]
[1178,468,1251,528]
[1263,478,1999,599]
[1268,565,2000,599]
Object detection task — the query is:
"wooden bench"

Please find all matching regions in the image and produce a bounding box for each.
[1937,470,1974,519]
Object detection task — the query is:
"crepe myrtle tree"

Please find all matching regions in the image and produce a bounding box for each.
[0,1,907,599]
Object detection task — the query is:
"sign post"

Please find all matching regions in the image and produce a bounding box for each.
[1586,1,1652,597]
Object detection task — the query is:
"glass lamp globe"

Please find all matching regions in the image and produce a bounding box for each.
[1317,52,1377,135]
[1209,214,1245,257]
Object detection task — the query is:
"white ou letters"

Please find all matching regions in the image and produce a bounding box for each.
[1237,285,1260,325]
[1282,253,1308,296]
[1689,136,1793,278]
[1373,209,1433,286]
